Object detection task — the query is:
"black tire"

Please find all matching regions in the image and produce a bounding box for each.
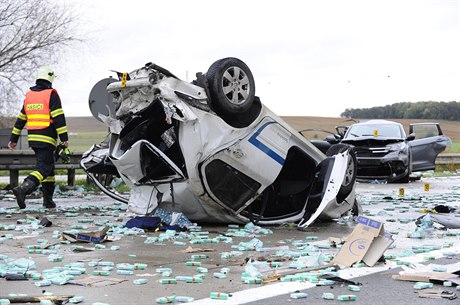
[206,58,255,115]
[395,152,411,183]
[326,144,357,200]
[396,171,410,183]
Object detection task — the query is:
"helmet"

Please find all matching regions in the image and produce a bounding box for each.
[36,66,56,83]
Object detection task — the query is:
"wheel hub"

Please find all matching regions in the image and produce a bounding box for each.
[222,66,250,105]
[231,80,239,90]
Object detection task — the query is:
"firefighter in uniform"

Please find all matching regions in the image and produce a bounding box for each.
[8,66,69,209]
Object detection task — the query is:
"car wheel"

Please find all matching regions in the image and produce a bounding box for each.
[396,171,410,183]
[206,57,255,115]
[401,152,412,183]
[395,152,411,183]
[326,144,357,200]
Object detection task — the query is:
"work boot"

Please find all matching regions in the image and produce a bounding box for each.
[12,179,38,209]
[43,194,56,209]
[42,182,56,209]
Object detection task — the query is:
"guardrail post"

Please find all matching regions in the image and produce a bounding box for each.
[67,168,75,186]
[10,169,19,187]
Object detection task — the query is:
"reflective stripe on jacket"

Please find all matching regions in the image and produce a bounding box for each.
[24,89,56,130]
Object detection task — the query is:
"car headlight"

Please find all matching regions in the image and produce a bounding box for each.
[386,142,405,152]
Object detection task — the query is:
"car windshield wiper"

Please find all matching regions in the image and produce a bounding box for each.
[349,133,374,137]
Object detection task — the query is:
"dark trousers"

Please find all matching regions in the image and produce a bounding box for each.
[27,146,55,197]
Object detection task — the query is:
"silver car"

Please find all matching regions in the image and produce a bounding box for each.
[82,58,360,228]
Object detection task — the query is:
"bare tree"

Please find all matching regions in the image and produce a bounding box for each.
[0,0,81,117]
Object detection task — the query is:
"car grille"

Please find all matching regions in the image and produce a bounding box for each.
[357,164,392,178]
[356,160,406,180]
[354,147,388,158]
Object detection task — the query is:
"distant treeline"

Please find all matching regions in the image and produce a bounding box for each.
[341,101,460,121]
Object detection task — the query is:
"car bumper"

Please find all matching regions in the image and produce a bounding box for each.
[356,157,408,182]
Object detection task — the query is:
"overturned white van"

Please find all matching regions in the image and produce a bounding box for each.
[82,58,360,228]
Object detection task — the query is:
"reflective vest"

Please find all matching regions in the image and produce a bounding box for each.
[24,89,56,130]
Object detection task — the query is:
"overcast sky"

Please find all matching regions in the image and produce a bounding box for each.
[54,0,460,118]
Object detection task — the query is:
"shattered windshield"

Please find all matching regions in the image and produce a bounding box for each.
[344,124,404,139]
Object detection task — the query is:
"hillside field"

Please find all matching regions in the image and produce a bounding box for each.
[66,116,460,152]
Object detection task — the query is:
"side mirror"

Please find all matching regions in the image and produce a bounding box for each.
[406,133,416,141]
[325,135,340,144]
[335,126,348,138]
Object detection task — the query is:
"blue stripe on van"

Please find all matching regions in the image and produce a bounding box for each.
[248,121,285,166]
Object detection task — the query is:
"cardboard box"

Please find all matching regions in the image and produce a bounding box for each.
[393,272,460,285]
[62,226,109,244]
[332,216,393,267]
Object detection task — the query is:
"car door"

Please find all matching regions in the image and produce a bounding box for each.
[200,119,291,213]
[111,140,186,184]
[408,123,451,172]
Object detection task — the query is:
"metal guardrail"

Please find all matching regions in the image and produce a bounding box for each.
[434,153,460,165]
[0,150,84,187]
[0,151,459,187]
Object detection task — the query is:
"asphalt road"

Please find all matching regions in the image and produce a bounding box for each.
[0,176,459,305]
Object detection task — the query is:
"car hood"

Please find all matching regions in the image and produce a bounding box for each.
[342,137,404,147]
